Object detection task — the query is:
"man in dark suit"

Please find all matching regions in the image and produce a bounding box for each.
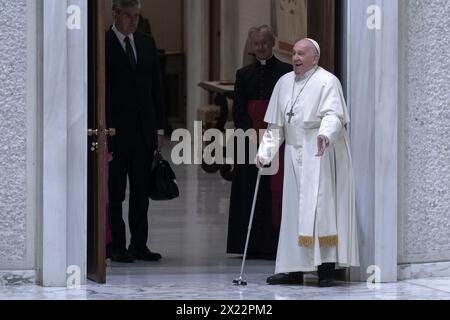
[106,0,164,263]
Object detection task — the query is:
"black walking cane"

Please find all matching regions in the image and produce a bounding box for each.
[233,169,262,286]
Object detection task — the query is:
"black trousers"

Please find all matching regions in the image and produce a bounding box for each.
[108,131,154,251]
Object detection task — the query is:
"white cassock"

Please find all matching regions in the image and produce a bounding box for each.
[258,66,360,272]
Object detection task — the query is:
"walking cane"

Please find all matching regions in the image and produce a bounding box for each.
[233,169,262,286]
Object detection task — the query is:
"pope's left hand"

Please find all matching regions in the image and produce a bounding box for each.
[316,135,328,157]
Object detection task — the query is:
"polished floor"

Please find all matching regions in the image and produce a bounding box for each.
[1,151,450,300]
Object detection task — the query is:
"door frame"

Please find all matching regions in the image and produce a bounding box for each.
[82,0,347,285]
[87,0,107,284]
[38,0,89,286]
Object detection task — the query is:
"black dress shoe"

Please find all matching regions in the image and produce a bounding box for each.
[319,278,334,287]
[111,249,134,263]
[129,246,162,261]
[266,272,304,285]
[318,263,335,287]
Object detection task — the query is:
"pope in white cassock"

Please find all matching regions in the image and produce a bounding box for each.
[256,38,359,287]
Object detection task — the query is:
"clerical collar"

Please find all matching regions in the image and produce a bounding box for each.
[257,55,274,66]
[295,66,319,82]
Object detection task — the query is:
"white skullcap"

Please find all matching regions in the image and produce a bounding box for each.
[306,38,321,55]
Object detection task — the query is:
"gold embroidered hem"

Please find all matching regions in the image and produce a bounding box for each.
[298,236,314,248]
[319,235,338,248]
[298,235,338,248]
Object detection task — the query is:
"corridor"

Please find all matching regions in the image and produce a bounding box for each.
[1,155,450,300]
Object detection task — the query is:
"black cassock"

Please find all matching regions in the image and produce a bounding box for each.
[227,56,292,259]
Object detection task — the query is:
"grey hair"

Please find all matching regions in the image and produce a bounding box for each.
[112,0,141,12]
[256,25,275,42]
[247,26,259,37]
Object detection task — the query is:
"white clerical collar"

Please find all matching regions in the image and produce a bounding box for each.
[112,24,135,45]
[295,65,319,82]
[257,55,274,66]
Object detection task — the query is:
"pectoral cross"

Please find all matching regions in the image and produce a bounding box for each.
[287,110,295,124]
[286,67,319,125]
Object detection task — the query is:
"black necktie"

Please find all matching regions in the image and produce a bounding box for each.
[124,36,137,70]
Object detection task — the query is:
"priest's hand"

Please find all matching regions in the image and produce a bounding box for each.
[316,135,329,157]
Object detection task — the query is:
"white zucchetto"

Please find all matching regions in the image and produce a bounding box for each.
[306,38,321,55]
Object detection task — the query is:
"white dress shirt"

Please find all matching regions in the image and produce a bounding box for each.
[112,24,138,61]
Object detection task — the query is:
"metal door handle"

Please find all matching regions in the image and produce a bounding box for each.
[104,128,116,137]
[88,129,98,137]
[88,128,116,137]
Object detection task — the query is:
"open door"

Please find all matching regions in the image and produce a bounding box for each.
[308,0,336,73]
[87,0,107,284]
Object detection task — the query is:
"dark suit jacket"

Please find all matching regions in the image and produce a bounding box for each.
[105,28,164,153]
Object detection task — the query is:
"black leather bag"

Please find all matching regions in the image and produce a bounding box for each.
[148,151,180,201]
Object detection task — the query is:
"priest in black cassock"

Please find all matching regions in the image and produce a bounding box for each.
[227,25,292,259]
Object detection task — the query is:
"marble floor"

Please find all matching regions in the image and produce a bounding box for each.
[1,152,450,300]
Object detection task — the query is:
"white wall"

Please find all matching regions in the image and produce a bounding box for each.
[0,0,87,287]
[235,0,272,69]
[166,0,273,134]
[398,0,450,265]
[0,0,36,285]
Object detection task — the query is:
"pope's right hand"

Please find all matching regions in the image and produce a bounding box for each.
[255,155,267,169]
